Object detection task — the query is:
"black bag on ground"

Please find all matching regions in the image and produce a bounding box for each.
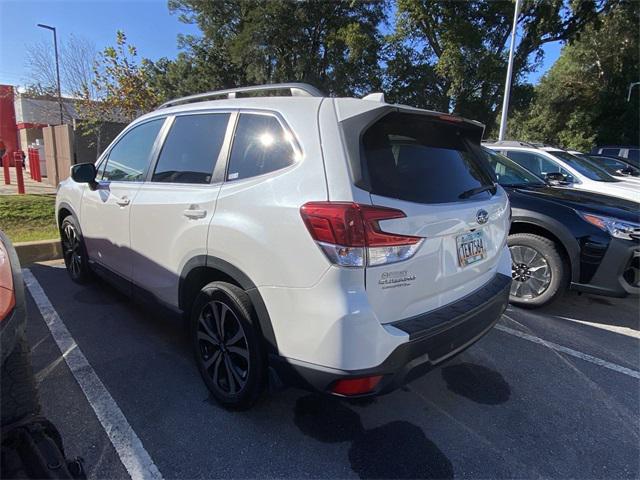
[1,415,86,479]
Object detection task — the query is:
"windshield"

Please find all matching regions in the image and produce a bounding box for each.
[548,150,619,182]
[583,155,640,177]
[482,148,546,187]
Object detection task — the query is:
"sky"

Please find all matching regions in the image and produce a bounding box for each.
[0,0,199,88]
[0,0,561,91]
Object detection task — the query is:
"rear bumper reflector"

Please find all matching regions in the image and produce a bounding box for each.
[331,375,383,396]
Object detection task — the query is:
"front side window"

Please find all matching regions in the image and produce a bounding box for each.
[226,114,297,181]
[507,151,575,183]
[360,113,494,204]
[152,113,230,184]
[102,119,164,182]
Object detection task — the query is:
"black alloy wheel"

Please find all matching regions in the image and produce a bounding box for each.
[197,300,250,395]
[191,282,266,409]
[60,216,91,283]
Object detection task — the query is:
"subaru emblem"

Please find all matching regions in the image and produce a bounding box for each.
[476,209,489,224]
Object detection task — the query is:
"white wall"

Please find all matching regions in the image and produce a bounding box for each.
[14,95,76,124]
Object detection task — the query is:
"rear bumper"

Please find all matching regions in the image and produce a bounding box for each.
[270,273,511,396]
[571,238,640,298]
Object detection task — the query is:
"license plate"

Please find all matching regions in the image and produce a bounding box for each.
[456,231,486,267]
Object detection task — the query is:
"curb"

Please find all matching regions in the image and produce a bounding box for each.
[14,239,62,266]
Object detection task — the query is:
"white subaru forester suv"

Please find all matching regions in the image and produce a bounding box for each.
[56,84,512,409]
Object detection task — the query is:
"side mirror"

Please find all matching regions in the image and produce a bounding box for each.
[618,167,635,176]
[71,163,98,189]
[545,172,567,185]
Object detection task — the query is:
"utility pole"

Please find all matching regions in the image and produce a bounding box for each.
[37,23,64,125]
[498,0,522,141]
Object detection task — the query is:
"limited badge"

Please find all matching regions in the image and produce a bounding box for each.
[378,270,416,289]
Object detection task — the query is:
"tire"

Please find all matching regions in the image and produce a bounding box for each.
[60,216,91,284]
[191,282,266,410]
[1,335,41,425]
[508,233,568,308]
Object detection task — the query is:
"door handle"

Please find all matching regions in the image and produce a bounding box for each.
[183,208,207,219]
[115,196,130,207]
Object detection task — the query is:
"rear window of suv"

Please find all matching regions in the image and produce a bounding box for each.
[360,112,494,204]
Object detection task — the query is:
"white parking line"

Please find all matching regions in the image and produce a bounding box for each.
[23,269,163,480]
[554,315,640,339]
[495,323,640,380]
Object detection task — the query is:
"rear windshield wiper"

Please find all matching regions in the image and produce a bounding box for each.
[458,184,497,199]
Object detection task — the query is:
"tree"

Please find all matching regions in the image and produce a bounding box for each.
[79,31,159,125]
[509,2,639,150]
[25,34,97,98]
[149,0,386,98]
[388,0,615,131]
[24,35,98,121]
[75,31,159,153]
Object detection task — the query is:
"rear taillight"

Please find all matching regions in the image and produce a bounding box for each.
[300,202,423,267]
[0,242,15,322]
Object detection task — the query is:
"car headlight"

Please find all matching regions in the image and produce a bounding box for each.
[579,212,640,240]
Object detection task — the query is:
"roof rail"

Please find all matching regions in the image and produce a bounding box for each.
[157,83,325,109]
[483,140,538,148]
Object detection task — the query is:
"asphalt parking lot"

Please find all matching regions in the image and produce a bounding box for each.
[24,261,639,479]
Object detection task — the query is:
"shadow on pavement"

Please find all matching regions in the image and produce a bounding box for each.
[294,394,453,479]
[441,362,511,405]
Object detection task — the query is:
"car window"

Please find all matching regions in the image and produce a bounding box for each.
[102,119,164,182]
[226,114,297,181]
[152,113,230,184]
[482,148,545,186]
[549,150,617,182]
[627,149,639,162]
[360,113,494,204]
[586,155,639,177]
[95,158,106,178]
[506,151,575,182]
[602,148,621,157]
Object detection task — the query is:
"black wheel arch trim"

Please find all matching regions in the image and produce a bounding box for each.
[179,255,278,356]
[57,201,81,233]
[511,208,580,282]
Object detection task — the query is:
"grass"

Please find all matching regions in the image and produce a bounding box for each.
[0,194,59,243]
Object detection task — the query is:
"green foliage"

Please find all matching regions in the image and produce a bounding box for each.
[389,0,611,130]
[79,31,160,128]
[509,2,639,150]
[37,0,630,155]
[0,195,58,243]
[145,0,386,100]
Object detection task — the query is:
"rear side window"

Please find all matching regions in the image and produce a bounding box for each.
[360,113,494,204]
[152,113,230,184]
[602,148,621,157]
[505,151,541,173]
[102,119,164,182]
[226,114,296,181]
